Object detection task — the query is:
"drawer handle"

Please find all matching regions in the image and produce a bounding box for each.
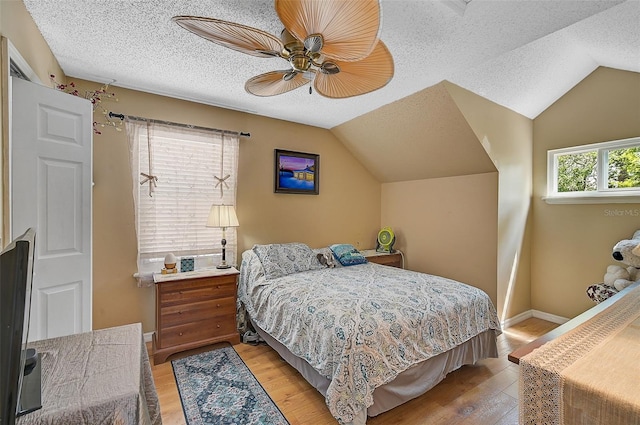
[216,303,221,308]
[179,332,183,336]
[216,285,221,289]
[216,324,221,328]
[178,311,183,315]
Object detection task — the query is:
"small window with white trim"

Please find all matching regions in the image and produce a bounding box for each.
[545,137,640,203]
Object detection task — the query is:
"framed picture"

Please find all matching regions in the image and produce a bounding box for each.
[274,149,319,195]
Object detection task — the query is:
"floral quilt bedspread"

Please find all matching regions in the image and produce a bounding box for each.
[238,250,501,424]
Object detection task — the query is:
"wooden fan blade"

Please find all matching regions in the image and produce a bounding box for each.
[275,0,380,62]
[314,40,393,99]
[172,16,284,58]
[245,70,313,96]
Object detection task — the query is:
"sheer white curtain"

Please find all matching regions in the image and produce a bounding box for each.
[126,119,239,286]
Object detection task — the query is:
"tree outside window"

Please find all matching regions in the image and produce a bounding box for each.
[557,151,597,192]
[548,137,640,201]
[608,147,640,189]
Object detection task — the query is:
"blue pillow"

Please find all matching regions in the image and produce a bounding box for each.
[330,244,368,266]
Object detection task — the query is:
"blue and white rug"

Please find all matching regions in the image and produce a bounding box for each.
[172,346,289,425]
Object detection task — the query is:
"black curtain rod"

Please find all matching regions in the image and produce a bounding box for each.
[108,112,250,138]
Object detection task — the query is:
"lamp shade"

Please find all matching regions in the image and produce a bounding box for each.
[206,204,239,228]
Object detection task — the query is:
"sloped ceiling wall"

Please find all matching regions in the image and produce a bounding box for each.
[330,82,496,182]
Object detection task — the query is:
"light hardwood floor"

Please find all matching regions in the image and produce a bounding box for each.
[149,318,558,425]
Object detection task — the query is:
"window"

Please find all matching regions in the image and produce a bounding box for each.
[125,120,239,284]
[545,137,640,203]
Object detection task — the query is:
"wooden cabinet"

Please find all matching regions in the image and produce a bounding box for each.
[153,268,240,364]
[361,249,403,268]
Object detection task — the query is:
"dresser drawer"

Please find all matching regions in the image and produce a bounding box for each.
[160,297,236,328]
[159,315,237,348]
[366,253,402,268]
[159,275,236,306]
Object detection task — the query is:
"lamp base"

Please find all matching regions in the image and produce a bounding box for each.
[216,264,232,269]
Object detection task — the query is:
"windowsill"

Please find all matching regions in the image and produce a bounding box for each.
[543,193,640,204]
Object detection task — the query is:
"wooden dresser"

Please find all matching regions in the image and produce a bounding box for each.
[360,249,403,268]
[153,268,240,364]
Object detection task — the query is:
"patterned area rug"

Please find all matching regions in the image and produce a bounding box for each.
[172,346,289,425]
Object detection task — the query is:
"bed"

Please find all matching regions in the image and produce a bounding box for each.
[237,243,501,425]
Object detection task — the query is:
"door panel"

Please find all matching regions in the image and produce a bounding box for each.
[39,281,82,338]
[39,158,83,255]
[10,77,92,340]
[38,104,84,144]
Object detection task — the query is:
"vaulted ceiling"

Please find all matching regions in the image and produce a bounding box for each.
[23,0,640,130]
[332,82,498,182]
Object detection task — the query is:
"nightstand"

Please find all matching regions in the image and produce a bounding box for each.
[152,267,240,364]
[360,249,403,268]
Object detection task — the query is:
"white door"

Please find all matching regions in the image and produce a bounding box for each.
[10,77,92,340]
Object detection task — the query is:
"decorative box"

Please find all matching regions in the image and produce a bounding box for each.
[180,257,194,272]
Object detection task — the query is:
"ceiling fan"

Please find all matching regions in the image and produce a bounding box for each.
[172,0,394,99]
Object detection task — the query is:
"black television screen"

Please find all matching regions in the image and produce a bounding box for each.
[0,228,39,425]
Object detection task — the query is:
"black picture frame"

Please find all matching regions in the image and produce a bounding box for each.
[274,149,319,195]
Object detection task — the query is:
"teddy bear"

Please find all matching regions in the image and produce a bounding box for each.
[605,229,640,291]
[587,230,640,303]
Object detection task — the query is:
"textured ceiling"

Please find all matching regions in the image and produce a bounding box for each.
[22,0,640,129]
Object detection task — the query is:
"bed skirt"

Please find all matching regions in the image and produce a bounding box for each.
[252,320,498,421]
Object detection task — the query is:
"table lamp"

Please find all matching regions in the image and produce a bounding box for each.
[206,204,239,269]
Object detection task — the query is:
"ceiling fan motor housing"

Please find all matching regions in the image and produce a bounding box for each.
[290,54,311,72]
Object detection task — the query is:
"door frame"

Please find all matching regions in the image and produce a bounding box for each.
[1,37,42,247]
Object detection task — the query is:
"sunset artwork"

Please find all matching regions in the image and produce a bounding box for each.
[274,150,319,194]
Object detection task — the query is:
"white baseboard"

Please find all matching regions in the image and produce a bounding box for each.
[143,331,153,343]
[502,309,568,329]
[501,310,533,329]
[531,309,569,325]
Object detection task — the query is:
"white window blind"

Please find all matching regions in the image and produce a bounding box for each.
[126,120,239,285]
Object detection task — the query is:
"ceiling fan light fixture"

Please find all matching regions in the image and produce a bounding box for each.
[320,62,340,75]
[304,34,324,53]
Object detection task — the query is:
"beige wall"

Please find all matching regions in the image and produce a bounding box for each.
[333,83,500,308]
[1,0,65,245]
[0,0,63,84]
[334,81,529,318]
[381,173,498,305]
[71,79,380,333]
[331,82,496,183]
[532,67,640,319]
[445,82,534,321]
